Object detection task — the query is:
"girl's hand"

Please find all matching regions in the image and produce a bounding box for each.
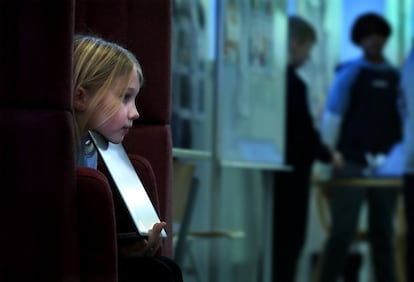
[332,151,344,170]
[119,221,167,258]
[144,222,166,256]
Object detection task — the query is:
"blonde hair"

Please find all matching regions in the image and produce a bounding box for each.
[72,35,143,143]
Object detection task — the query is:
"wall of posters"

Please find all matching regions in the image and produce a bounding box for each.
[217,0,287,168]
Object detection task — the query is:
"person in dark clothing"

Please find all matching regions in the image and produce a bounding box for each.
[400,45,414,282]
[272,15,343,282]
[317,13,401,282]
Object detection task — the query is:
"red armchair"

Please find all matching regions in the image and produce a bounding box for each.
[0,1,173,280]
[75,0,174,279]
[0,0,79,280]
[75,0,174,256]
[76,153,163,281]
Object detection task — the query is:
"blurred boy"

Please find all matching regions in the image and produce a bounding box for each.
[318,13,401,282]
[272,15,342,282]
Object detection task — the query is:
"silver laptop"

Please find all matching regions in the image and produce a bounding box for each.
[89,131,167,238]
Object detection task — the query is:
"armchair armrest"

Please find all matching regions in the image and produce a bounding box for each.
[76,167,117,282]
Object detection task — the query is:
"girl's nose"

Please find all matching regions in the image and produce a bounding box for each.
[129,105,139,120]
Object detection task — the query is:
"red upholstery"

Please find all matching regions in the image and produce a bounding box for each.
[0,0,79,281]
[0,1,173,279]
[75,0,174,256]
[77,153,162,281]
[77,167,117,282]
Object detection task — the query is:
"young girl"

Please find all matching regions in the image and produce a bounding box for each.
[73,35,182,282]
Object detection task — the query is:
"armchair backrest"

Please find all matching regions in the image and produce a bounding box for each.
[0,0,79,280]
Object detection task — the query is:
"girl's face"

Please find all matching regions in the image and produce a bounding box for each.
[93,68,140,143]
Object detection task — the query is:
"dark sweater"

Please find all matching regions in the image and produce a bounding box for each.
[284,66,332,169]
[337,67,401,164]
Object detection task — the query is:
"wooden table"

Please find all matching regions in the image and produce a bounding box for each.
[313,177,406,282]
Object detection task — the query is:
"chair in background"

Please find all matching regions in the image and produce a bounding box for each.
[172,160,198,265]
[172,160,245,280]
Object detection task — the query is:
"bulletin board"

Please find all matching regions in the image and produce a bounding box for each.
[216,0,288,169]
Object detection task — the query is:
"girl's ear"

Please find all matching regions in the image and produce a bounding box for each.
[73,87,89,112]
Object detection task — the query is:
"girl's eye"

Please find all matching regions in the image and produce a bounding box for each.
[123,93,132,103]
